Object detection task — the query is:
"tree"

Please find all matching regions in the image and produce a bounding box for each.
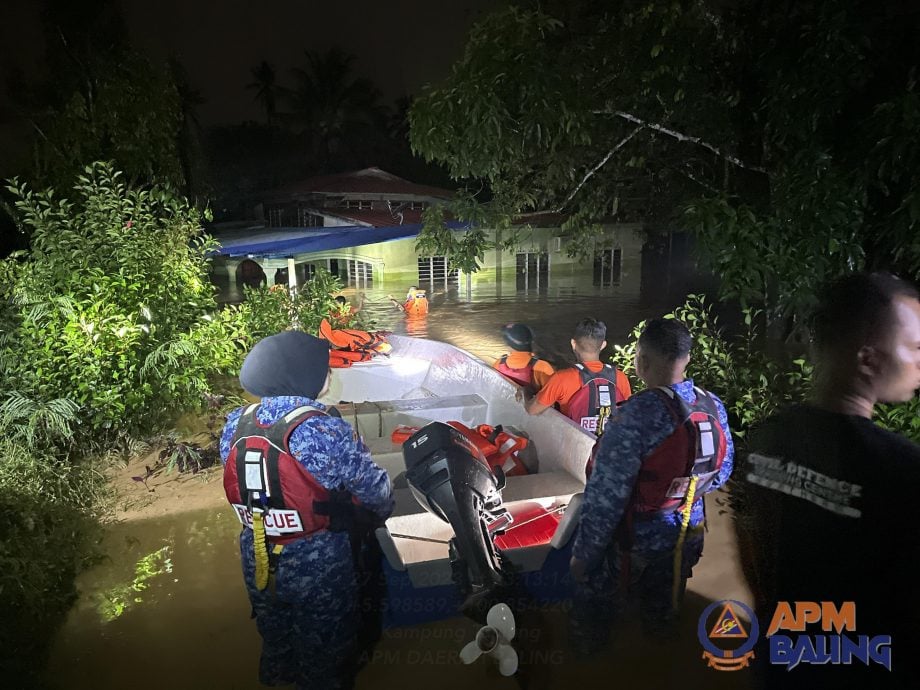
[26,52,185,190]
[282,47,388,169]
[409,0,920,330]
[170,57,209,202]
[8,0,192,192]
[247,60,279,125]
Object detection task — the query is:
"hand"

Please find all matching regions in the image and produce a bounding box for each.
[570,556,588,584]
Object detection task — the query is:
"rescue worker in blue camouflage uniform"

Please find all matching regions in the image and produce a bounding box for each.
[220,330,394,690]
[569,318,734,655]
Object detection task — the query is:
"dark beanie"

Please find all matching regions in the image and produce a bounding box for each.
[502,323,534,351]
[239,330,330,399]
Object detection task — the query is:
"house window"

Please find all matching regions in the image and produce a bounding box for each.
[300,263,318,282]
[344,200,373,210]
[417,256,459,287]
[267,207,285,227]
[593,247,622,287]
[515,251,549,291]
[345,259,373,286]
[409,201,426,211]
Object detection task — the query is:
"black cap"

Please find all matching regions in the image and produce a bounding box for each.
[240,330,331,399]
[502,323,534,351]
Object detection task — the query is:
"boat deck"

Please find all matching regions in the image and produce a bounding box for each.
[319,336,596,588]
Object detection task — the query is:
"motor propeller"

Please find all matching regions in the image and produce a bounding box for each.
[459,603,518,676]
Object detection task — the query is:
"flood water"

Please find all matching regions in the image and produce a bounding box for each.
[44,256,754,690]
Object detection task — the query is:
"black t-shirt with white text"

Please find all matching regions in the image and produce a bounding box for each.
[743,404,920,688]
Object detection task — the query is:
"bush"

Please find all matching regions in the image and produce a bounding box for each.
[0,442,107,688]
[610,293,920,446]
[609,295,813,440]
[241,266,352,340]
[0,162,239,449]
[0,163,356,683]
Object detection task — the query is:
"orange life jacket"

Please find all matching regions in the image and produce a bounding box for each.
[404,295,429,316]
[318,318,391,367]
[328,349,374,368]
[391,421,529,477]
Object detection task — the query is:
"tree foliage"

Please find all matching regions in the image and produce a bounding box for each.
[0,162,351,681]
[4,0,195,194]
[410,0,920,321]
[281,48,389,169]
[0,162,236,450]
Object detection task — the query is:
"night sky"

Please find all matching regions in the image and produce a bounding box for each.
[0,0,502,177]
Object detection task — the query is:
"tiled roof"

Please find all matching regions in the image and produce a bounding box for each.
[274,167,455,199]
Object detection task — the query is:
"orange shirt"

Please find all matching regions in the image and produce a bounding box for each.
[535,360,632,416]
[492,351,555,389]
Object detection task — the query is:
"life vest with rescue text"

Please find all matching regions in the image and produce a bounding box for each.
[566,363,624,435]
[631,386,727,514]
[223,404,356,544]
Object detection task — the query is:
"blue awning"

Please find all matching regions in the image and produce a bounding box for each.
[210,221,470,259]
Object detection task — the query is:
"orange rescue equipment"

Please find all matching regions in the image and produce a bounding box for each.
[391,421,529,477]
[404,290,429,316]
[318,318,391,368]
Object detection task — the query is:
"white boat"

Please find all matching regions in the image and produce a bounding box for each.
[320,335,596,626]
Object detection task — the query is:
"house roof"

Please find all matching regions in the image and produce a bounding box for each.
[211,221,470,259]
[315,208,427,227]
[271,167,455,200]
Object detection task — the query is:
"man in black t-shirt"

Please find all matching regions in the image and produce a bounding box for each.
[744,272,920,689]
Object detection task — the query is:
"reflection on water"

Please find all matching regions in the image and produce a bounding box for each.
[46,270,743,690]
[344,281,674,370]
[96,545,174,622]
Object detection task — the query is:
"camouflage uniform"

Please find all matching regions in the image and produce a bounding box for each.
[221,395,394,690]
[570,379,734,653]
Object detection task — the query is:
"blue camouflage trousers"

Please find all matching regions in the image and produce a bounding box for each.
[240,529,358,690]
[570,529,705,657]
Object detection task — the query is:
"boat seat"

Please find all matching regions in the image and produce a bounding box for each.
[379,469,585,585]
[332,394,488,441]
[500,470,584,504]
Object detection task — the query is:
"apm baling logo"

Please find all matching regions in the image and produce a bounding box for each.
[699,600,892,672]
[698,600,758,671]
[766,601,891,671]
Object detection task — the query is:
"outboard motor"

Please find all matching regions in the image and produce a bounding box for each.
[402,421,513,606]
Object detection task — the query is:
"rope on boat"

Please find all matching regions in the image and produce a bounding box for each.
[389,504,568,546]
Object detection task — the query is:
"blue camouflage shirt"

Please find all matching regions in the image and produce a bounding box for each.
[220,395,394,521]
[573,379,734,565]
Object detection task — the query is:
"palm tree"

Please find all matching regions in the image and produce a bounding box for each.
[283,48,387,168]
[246,60,278,125]
[169,57,207,201]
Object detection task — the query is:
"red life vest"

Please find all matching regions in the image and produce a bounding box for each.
[223,404,353,544]
[566,363,624,434]
[632,386,727,514]
[496,355,538,389]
